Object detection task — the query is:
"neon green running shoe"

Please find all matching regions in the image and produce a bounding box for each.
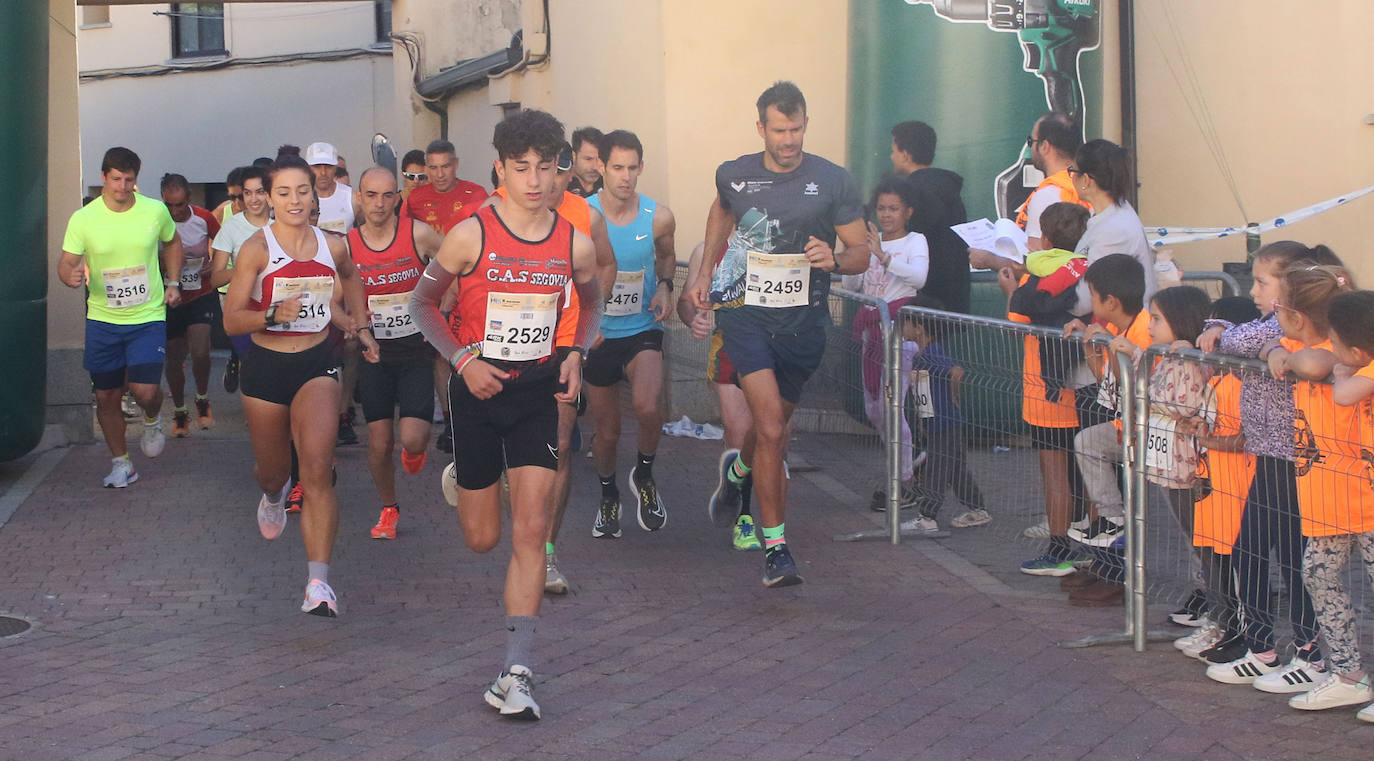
[732,514,762,551]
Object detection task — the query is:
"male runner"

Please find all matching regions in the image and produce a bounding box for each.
[210,166,246,226]
[58,146,183,487]
[410,109,601,720]
[585,129,677,537]
[686,82,870,587]
[212,165,271,393]
[479,144,617,592]
[350,167,444,539]
[567,126,604,198]
[159,173,221,435]
[405,139,490,453]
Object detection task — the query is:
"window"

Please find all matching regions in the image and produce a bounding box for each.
[171,3,226,58]
[80,6,110,28]
[375,0,394,44]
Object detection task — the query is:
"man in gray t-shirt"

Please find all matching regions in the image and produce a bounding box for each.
[686,81,870,588]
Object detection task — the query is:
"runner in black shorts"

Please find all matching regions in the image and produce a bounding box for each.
[410,109,602,720]
[161,173,222,436]
[685,82,872,587]
[349,166,445,540]
[584,129,677,537]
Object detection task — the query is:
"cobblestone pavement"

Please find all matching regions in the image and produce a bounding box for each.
[0,368,1370,760]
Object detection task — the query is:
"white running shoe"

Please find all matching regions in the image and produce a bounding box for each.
[484,664,540,720]
[544,553,569,595]
[102,457,138,489]
[1174,622,1220,659]
[900,516,941,536]
[441,462,459,507]
[140,415,166,458]
[1288,673,1373,710]
[301,579,338,617]
[1358,701,1374,723]
[1022,519,1050,539]
[1205,650,1281,685]
[257,491,287,540]
[1254,657,1326,694]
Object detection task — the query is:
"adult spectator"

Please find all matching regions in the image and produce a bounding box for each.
[57,146,183,487]
[1068,139,1155,313]
[890,120,969,314]
[568,126,604,197]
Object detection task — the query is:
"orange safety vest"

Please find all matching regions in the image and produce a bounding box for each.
[1015,169,1090,230]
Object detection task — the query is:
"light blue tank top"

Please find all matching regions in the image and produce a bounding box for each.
[588,193,660,339]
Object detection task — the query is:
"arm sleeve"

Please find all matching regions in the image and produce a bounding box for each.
[409,258,463,363]
[1217,315,1283,358]
[884,234,929,291]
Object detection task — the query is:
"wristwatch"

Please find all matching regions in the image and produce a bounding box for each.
[265,304,280,327]
[658,278,675,293]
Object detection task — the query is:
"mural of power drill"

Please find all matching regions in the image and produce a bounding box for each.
[909,0,1100,219]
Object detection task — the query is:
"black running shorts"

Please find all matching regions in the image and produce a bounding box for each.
[448,374,559,490]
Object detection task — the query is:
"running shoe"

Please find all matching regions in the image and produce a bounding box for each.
[732,514,762,551]
[171,409,191,438]
[708,450,745,528]
[1206,650,1281,684]
[336,416,359,446]
[257,492,287,540]
[370,506,399,539]
[1199,631,1248,664]
[1019,553,1075,577]
[102,458,138,489]
[301,579,338,618]
[441,462,458,507]
[763,544,804,588]
[1288,673,1373,710]
[222,356,240,393]
[401,448,427,475]
[1254,656,1326,694]
[484,665,540,720]
[1358,702,1374,723]
[285,482,304,514]
[121,392,140,421]
[1168,589,1208,627]
[950,509,992,528]
[869,482,919,512]
[141,415,166,458]
[592,496,621,538]
[435,418,453,453]
[195,398,213,429]
[1174,622,1221,659]
[1022,519,1051,539]
[1067,516,1125,547]
[629,465,666,531]
[900,516,941,536]
[544,553,569,595]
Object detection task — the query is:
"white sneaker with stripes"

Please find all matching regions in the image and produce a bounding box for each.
[1205,650,1281,685]
[1288,673,1373,710]
[1253,657,1325,694]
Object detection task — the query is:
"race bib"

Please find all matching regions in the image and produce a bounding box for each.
[1144,413,1177,472]
[180,257,204,291]
[102,264,151,309]
[914,370,935,419]
[267,275,333,333]
[606,270,645,317]
[368,291,419,339]
[744,251,809,308]
[318,219,348,234]
[483,291,558,361]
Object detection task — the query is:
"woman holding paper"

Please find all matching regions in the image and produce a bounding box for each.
[847,177,930,508]
[1067,139,1156,314]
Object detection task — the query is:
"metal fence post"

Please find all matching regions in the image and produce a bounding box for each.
[885,307,902,544]
[1129,348,1152,652]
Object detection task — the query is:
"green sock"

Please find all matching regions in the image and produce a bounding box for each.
[761,523,785,550]
[546,542,555,555]
[728,457,751,484]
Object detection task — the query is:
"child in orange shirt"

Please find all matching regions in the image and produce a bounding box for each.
[1260,268,1374,714]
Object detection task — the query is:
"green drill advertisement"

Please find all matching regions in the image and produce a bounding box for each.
[848,0,1104,222]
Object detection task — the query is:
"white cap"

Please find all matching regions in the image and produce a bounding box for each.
[304,142,338,166]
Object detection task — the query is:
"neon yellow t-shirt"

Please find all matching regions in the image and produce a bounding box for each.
[62,194,177,325]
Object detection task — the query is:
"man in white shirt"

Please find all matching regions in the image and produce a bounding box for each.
[304,141,357,234]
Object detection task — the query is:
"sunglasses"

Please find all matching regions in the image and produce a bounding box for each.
[1066,167,1085,178]
[402,172,428,181]
[227,193,243,201]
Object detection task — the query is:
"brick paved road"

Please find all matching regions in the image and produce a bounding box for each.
[0,375,1369,760]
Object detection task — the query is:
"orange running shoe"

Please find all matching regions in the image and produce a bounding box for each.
[285,482,304,514]
[195,397,214,429]
[370,506,399,539]
[171,409,191,438]
[401,448,427,475]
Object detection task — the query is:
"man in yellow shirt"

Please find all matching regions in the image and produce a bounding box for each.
[58,146,183,488]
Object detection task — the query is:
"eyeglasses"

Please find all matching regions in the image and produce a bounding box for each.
[1025,135,1043,147]
[1066,167,1084,178]
[402,172,427,181]
[1270,299,1298,314]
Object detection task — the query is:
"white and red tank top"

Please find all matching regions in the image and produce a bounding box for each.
[454,205,573,381]
[349,220,430,356]
[175,206,220,302]
[249,225,337,337]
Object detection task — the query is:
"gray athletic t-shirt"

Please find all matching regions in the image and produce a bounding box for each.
[710,152,863,333]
